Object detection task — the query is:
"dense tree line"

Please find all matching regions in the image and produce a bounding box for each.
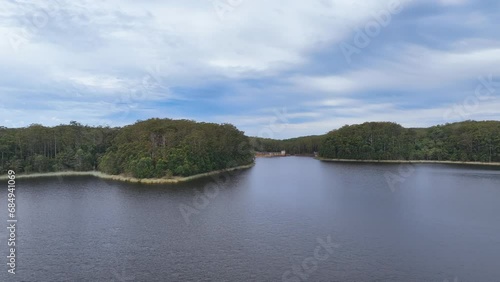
[0,121,117,174]
[319,121,500,162]
[2,119,499,178]
[250,135,325,155]
[0,119,254,178]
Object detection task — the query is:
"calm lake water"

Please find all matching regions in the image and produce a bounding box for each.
[1,157,500,281]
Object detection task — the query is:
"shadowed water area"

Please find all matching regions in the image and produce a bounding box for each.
[1,157,499,281]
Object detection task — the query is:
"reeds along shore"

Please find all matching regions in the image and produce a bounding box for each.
[0,163,255,184]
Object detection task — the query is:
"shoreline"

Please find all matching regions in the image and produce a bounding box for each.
[317,158,500,167]
[0,163,255,184]
[255,154,315,158]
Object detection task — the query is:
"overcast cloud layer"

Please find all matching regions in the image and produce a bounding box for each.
[1,0,499,138]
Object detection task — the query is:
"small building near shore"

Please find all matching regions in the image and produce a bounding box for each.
[255,151,287,157]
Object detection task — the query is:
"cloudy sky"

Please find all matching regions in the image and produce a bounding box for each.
[0,0,499,138]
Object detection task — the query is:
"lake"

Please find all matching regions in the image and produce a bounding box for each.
[1,157,500,281]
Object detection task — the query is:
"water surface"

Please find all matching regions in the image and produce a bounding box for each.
[1,157,500,281]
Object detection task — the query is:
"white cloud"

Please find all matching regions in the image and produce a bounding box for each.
[439,0,469,6]
[292,45,500,95]
[0,0,406,82]
[65,74,126,91]
[0,0,498,138]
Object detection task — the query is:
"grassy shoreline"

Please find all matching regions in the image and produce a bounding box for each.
[0,163,255,184]
[317,158,500,167]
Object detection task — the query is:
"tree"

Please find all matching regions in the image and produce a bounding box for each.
[130,157,154,179]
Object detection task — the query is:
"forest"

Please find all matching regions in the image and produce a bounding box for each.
[250,135,325,155]
[0,119,254,178]
[319,121,500,162]
[1,119,499,179]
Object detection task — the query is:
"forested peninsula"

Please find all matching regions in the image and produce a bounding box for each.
[0,119,499,182]
[0,119,254,181]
